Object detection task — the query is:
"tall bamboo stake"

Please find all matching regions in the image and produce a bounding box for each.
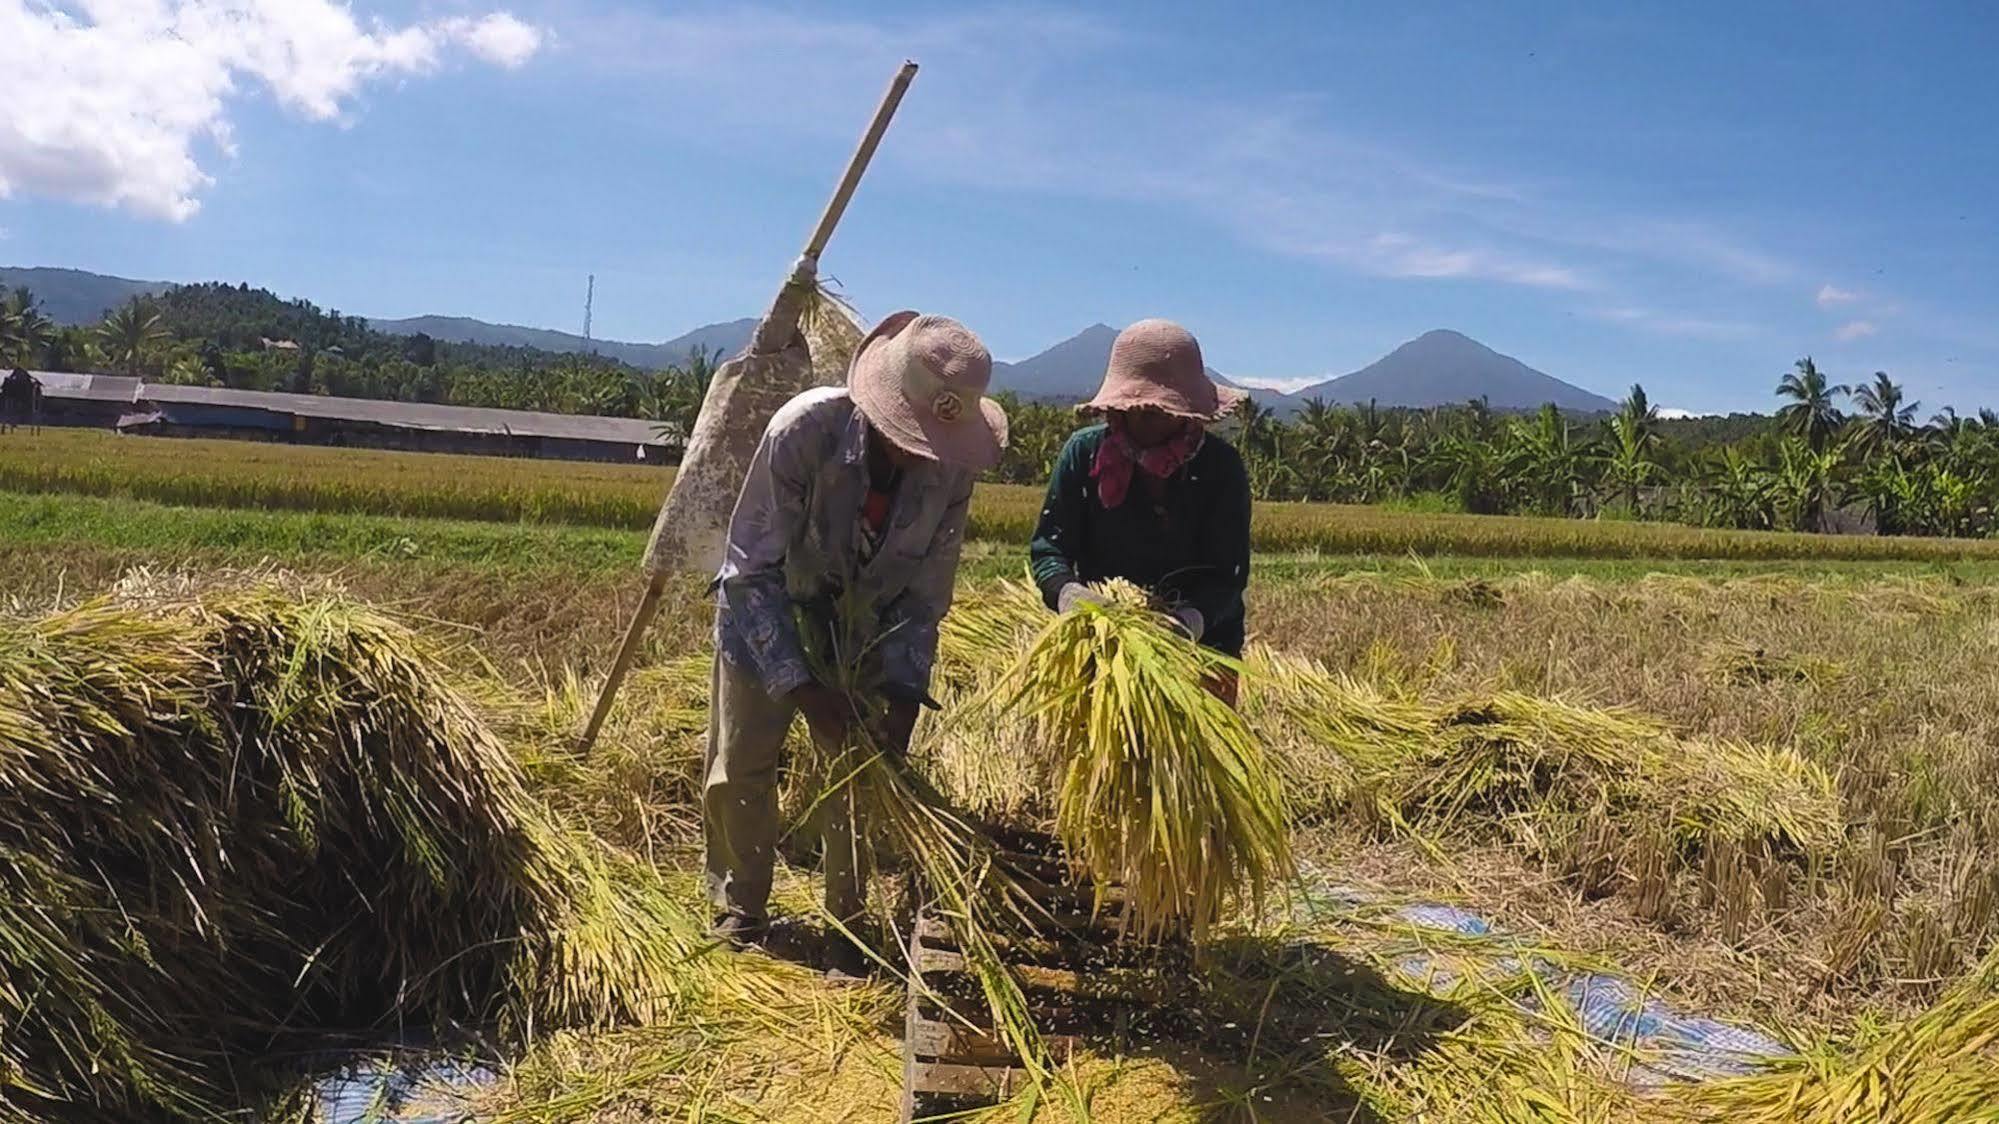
[577,61,919,753]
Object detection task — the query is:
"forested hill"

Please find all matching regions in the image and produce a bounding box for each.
[13,280,721,427]
[147,282,712,375]
[368,314,754,371]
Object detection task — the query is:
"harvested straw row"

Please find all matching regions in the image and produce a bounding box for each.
[1242,648,1843,871]
[1363,950,1999,1124]
[1664,950,1999,1124]
[0,585,754,1123]
[1276,900,1999,1124]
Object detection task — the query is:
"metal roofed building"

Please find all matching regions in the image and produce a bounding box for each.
[24,371,679,464]
[22,372,144,428]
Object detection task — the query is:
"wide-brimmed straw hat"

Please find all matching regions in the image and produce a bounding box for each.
[1080,319,1246,421]
[848,310,1009,470]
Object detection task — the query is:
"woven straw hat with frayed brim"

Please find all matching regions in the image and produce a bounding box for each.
[848,310,1009,470]
[1079,318,1247,421]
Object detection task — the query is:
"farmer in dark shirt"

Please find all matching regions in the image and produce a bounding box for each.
[1029,320,1252,699]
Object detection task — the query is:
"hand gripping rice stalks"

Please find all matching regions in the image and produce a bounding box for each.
[985,580,1294,943]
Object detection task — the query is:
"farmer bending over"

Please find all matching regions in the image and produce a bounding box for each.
[1030,319,1251,701]
[707,311,1008,978]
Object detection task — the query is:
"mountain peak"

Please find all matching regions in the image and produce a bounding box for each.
[1414,328,1474,343]
[991,320,1289,406]
[1295,330,1615,413]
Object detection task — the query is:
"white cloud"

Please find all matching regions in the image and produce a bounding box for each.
[1538,220,1802,287]
[452,13,544,69]
[1835,319,1879,341]
[1349,233,1588,290]
[0,2,545,221]
[1229,374,1326,394]
[1585,305,1754,341]
[1657,407,1712,419]
[1817,283,1860,307]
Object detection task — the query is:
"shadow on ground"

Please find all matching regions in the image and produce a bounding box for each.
[1044,937,1467,1123]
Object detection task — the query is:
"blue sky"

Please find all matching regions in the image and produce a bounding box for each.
[5,1,1996,413]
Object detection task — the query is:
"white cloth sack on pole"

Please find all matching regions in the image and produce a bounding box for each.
[642,262,863,578]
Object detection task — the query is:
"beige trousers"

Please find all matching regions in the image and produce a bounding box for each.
[703,655,869,927]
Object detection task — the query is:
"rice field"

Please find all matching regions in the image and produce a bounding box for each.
[5,454,1999,1120]
[12,427,1999,561]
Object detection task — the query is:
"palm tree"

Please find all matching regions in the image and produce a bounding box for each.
[1774,436,1845,532]
[1775,358,1847,452]
[1428,431,1507,514]
[1618,383,1659,447]
[1849,371,1917,455]
[1600,412,1661,516]
[653,345,720,444]
[1701,448,1776,531]
[0,289,46,366]
[96,297,171,377]
[1293,398,1355,501]
[163,354,211,386]
[1233,399,1280,460]
[1507,404,1589,516]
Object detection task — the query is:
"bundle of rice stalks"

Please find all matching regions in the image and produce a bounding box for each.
[1386,694,1841,865]
[920,580,1060,821]
[984,580,1293,942]
[0,586,731,1122]
[790,590,1068,1098]
[1385,694,1670,831]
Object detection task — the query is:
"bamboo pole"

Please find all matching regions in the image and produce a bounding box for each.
[576,61,919,752]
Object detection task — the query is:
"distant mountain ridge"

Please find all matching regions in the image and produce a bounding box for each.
[6,266,1616,411]
[366,314,756,370]
[989,323,1293,410]
[0,266,169,324]
[992,325,1613,414]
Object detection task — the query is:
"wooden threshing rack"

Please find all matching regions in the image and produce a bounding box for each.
[898,831,1188,1122]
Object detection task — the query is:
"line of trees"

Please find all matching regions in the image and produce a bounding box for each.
[11,281,1997,540]
[991,359,1999,540]
[2,284,719,441]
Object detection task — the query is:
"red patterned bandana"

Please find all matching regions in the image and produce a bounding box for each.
[1091,415,1205,509]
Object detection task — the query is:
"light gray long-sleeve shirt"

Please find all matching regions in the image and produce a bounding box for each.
[714,386,976,702]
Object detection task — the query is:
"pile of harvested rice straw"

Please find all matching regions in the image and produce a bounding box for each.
[1240,647,1843,874]
[0,582,806,1123]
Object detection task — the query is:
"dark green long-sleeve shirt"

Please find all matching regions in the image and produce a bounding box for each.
[1028,425,1252,656]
